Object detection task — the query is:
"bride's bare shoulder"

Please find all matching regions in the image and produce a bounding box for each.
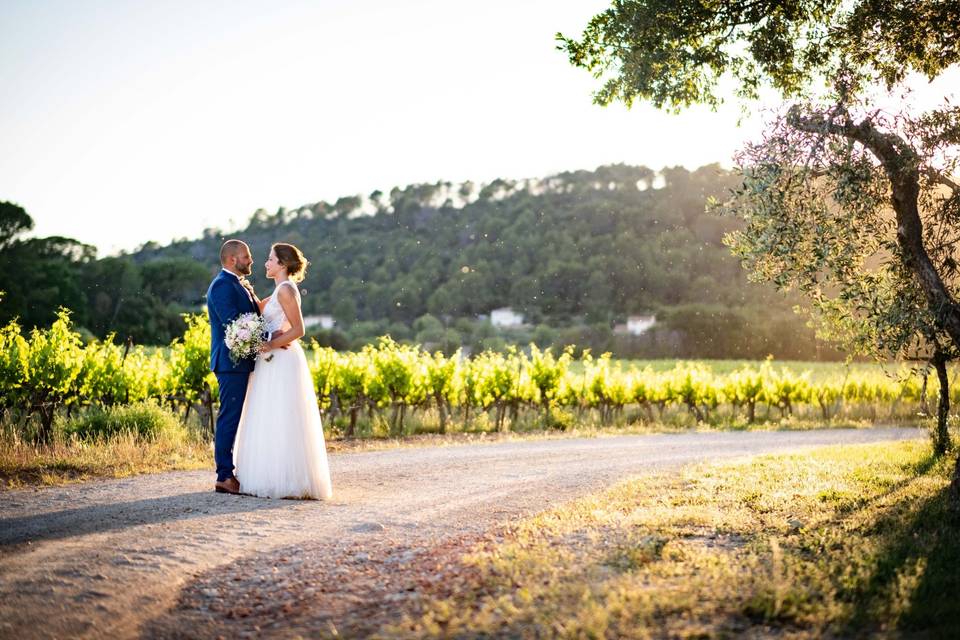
[275,281,299,301]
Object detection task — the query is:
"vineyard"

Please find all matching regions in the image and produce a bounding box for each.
[1,311,954,443]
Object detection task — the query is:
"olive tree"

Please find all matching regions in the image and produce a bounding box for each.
[720,100,959,454]
[559,1,960,494]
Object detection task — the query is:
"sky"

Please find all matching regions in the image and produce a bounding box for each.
[2,1,957,256]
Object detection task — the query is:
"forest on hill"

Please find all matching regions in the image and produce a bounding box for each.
[1,164,843,359]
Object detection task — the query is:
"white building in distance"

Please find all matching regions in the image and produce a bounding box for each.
[303,314,335,330]
[626,314,656,335]
[490,307,525,328]
[614,314,657,336]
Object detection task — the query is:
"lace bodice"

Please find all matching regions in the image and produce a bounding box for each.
[262,281,300,336]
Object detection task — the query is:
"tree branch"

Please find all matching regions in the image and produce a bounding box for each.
[927,170,960,192]
[786,105,960,347]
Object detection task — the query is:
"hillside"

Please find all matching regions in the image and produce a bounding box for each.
[3,165,840,358]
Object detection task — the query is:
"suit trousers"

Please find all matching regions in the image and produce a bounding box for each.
[214,371,250,482]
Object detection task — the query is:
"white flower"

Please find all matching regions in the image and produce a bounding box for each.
[223,312,268,365]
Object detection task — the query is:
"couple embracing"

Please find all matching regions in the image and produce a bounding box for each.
[206,239,333,500]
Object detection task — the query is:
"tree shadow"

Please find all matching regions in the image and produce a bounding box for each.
[0,491,300,548]
[839,460,960,638]
[833,451,942,515]
[900,495,960,636]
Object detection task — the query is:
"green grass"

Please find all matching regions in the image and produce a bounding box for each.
[385,439,960,638]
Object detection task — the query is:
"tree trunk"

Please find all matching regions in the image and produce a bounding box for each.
[932,351,951,456]
[686,401,704,423]
[37,403,55,445]
[920,372,930,415]
[788,108,960,347]
[389,403,401,436]
[818,398,829,421]
[328,390,340,421]
[788,113,960,506]
[122,336,132,363]
[348,406,358,438]
[437,397,448,434]
[202,381,215,437]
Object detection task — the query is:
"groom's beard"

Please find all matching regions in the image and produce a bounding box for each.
[237,261,253,276]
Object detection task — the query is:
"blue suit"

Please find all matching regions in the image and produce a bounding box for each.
[206,270,258,482]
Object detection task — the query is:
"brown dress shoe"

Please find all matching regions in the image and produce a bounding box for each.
[215,477,241,494]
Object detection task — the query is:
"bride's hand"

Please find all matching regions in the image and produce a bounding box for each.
[267,329,291,350]
[259,334,290,354]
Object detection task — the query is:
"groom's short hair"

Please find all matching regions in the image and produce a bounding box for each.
[220,239,249,265]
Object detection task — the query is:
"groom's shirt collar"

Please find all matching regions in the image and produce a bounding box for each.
[222,268,254,303]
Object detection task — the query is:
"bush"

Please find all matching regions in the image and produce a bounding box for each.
[65,401,185,440]
[543,408,575,431]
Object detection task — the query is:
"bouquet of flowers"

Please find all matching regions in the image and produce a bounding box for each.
[224,313,269,364]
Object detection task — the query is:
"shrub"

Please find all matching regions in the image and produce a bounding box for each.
[65,401,185,440]
[544,408,575,431]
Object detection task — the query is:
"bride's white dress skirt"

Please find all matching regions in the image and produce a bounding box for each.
[234,341,333,499]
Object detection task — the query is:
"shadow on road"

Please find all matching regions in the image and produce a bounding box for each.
[0,491,298,548]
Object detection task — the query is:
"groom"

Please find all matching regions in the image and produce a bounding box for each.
[207,240,260,494]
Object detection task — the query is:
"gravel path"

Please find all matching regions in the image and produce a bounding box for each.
[0,427,922,639]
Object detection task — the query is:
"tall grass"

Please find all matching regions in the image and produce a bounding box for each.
[0,402,212,489]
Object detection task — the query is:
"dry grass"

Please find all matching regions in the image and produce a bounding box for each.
[3,413,924,489]
[384,439,959,638]
[0,431,212,489]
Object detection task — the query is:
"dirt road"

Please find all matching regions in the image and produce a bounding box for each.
[0,427,922,638]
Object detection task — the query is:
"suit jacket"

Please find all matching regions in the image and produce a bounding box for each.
[207,270,258,373]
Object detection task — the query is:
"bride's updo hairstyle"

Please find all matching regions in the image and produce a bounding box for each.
[272,242,309,283]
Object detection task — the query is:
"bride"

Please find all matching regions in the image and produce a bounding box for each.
[234,242,333,499]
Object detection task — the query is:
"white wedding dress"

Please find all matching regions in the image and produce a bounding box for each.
[234,280,333,499]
